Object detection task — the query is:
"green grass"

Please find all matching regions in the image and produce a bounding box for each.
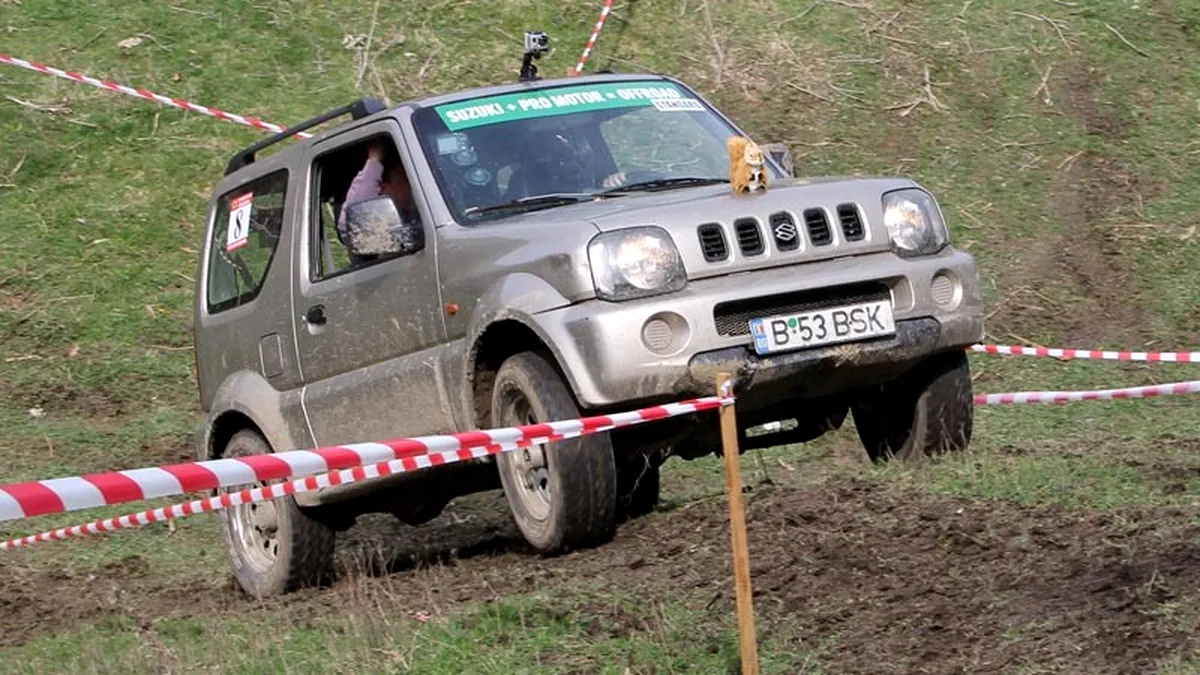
[2,0,1200,671]
[1,580,827,674]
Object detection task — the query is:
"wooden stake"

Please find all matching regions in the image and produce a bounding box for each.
[717,372,759,674]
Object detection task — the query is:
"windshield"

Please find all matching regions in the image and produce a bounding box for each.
[411,80,782,223]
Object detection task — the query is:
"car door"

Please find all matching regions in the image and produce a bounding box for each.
[291,117,452,447]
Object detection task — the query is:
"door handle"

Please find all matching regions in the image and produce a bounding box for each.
[305,304,327,325]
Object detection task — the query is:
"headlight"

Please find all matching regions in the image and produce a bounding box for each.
[588,227,687,301]
[882,188,949,257]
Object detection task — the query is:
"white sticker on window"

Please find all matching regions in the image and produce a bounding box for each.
[652,98,705,112]
[226,192,253,252]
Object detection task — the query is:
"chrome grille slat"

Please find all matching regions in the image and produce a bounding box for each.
[803,208,833,246]
[697,222,728,262]
[733,218,764,256]
[837,203,865,241]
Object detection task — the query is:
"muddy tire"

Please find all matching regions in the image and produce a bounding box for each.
[492,351,618,554]
[616,455,661,521]
[217,429,336,599]
[850,350,974,462]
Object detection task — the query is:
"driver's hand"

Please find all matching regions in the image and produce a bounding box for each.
[367,141,385,163]
[601,172,627,189]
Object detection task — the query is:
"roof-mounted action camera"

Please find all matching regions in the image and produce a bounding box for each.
[519,30,550,82]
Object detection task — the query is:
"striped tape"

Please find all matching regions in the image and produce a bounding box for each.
[974,379,1200,406]
[1,425,600,550]
[0,52,310,139]
[572,0,614,75]
[0,397,729,523]
[9,377,1200,548]
[971,344,1200,363]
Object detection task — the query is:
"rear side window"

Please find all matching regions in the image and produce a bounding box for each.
[205,170,288,313]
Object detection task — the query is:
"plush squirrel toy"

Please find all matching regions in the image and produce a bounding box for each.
[726,135,768,194]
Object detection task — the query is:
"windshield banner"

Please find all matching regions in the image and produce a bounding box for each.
[434,82,701,131]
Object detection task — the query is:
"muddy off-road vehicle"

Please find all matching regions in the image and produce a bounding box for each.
[193,57,984,597]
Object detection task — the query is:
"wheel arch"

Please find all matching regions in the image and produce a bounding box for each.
[466,317,579,430]
[459,273,589,430]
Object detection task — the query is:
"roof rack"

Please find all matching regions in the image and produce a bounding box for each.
[224,97,388,176]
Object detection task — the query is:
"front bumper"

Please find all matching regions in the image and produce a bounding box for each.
[535,247,984,411]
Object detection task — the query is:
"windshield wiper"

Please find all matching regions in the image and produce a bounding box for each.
[597,176,730,195]
[463,193,594,218]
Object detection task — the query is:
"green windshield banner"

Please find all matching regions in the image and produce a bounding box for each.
[433,82,702,131]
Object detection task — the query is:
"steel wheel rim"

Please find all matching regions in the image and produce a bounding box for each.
[500,390,552,521]
[224,482,282,573]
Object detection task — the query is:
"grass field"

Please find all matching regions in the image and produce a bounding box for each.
[2,0,1200,672]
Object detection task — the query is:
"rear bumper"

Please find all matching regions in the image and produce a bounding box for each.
[535,247,984,411]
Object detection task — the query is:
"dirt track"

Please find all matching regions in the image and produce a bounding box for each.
[3,478,1196,673]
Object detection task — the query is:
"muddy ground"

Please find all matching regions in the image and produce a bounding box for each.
[3,479,1196,674]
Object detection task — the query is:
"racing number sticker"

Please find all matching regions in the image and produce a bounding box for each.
[226,192,253,252]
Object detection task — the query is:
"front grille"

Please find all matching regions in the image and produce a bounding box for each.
[804,208,833,246]
[837,203,865,241]
[734,218,764,256]
[768,211,800,251]
[697,223,728,262]
[713,281,892,337]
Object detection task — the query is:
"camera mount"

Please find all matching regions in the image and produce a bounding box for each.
[519,30,550,82]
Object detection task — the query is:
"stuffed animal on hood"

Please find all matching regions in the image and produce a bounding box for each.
[726,136,768,194]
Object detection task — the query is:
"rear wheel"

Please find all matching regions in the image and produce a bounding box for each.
[850,350,974,462]
[616,454,661,521]
[218,429,336,599]
[492,351,618,554]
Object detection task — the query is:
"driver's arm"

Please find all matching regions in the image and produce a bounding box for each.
[336,142,387,240]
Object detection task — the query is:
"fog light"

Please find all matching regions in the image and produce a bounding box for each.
[930,271,961,308]
[640,312,691,355]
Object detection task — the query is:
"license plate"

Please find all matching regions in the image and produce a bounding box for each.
[748,299,896,356]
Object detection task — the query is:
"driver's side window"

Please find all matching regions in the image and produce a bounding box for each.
[311,133,416,281]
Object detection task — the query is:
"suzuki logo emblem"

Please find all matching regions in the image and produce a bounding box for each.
[773,221,798,242]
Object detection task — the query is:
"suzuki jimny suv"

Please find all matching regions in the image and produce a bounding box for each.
[192,72,985,598]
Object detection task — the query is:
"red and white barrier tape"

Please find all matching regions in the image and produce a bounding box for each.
[0,397,728,524]
[971,344,1200,363]
[974,379,1200,406]
[1,424,604,550]
[8,376,1200,548]
[572,0,614,75]
[0,52,309,139]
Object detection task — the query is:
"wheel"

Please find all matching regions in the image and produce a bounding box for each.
[492,351,618,554]
[217,429,336,599]
[616,454,661,521]
[850,350,974,462]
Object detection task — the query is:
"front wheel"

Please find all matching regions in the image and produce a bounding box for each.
[850,350,974,462]
[492,351,618,554]
[217,429,336,599]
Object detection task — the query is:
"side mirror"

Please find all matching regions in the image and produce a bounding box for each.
[759,142,796,178]
[342,196,424,257]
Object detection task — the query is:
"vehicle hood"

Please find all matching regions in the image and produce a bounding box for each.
[582,176,916,230]
[583,176,923,280]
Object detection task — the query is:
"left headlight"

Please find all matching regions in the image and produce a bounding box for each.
[588,226,687,301]
[882,188,949,257]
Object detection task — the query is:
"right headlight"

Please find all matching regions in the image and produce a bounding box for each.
[882,188,949,257]
[587,226,687,301]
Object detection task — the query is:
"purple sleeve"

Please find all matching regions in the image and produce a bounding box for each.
[337,159,385,235]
